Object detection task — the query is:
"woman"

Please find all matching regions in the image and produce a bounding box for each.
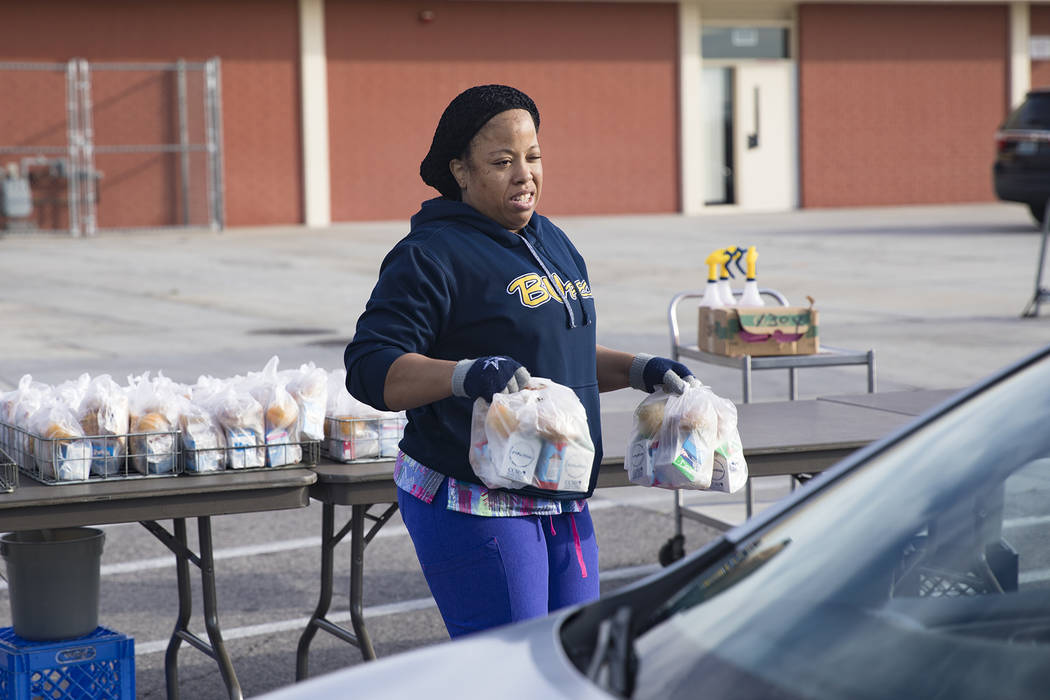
[344,84,694,638]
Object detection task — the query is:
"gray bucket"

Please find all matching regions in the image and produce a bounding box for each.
[0,527,105,640]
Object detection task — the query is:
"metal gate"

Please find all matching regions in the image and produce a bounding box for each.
[0,58,224,236]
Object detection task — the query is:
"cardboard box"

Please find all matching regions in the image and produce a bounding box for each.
[699,306,819,357]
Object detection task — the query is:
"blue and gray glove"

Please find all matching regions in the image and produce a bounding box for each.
[629,353,696,395]
[451,356,531,402]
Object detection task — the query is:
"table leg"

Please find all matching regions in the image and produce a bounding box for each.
[141,517,243,700]
[296,503,338,680]
[165,518,190,700]
[295,502,399,680]
[197,516,242,699]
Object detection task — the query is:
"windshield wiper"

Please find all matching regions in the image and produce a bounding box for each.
[586,605,638,697]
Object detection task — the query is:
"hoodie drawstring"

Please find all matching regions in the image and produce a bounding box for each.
[519,235,578,329]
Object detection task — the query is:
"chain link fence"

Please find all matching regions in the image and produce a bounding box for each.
[0,58,224,236]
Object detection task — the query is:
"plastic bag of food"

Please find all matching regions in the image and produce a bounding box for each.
[1,375,49,469]
[284,362,328,442]
[707,391,748,493]
[324,369,384,462]
[247,357,302,467]
[469,377,594,492]
[626,381,746,492]
[28,399,91,481]
[177,396,227,473]
[206,385,266,469]
[78,374,130,476]
[126,372,181,475]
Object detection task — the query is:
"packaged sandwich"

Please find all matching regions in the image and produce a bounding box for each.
[207,385,266,469]
[469,377,594,492]
[284,362,328,443]
[626,381,747,492]
[126,372,180,475]
[324,369,386,462]
[78,374,130,476]
[247,357,302,467]
[28,400,91,482]
[177,397,227,473]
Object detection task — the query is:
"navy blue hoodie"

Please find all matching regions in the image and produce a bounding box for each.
[344,198,602,499]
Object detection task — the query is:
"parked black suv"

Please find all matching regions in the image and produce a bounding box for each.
[994,89,1050,227]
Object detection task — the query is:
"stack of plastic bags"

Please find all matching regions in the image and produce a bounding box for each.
[626,380,747,493]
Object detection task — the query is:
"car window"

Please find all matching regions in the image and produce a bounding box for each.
[1004,94,1050,130]
[630,352,1050,700]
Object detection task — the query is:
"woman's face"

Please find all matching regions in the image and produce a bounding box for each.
[451,109,542,233]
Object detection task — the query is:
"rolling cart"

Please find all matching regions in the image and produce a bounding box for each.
[659,289,876,564]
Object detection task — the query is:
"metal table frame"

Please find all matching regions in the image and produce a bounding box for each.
[0,468,317,700]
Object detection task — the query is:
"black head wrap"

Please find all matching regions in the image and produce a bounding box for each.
[420,84,540,200]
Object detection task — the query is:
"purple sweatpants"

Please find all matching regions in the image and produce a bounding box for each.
[397,478,600,638]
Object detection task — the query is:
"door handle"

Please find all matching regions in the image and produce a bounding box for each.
[747,86,760,149]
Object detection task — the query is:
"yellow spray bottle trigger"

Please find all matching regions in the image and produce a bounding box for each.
[704,250,725,282]
[716,247,733,280]
[746,246,759,281]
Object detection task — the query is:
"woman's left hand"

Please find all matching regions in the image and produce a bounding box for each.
[629,353,696,394]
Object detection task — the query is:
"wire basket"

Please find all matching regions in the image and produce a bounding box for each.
[179,429,320,475]
[0,447,17,494]
[323,415,406,463]
[0,420,181,485]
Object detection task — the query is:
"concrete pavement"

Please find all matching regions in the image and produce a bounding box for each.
[1,201,1047,405]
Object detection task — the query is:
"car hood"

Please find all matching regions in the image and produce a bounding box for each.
[261,611,613,700]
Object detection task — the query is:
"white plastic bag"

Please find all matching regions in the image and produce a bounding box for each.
[177,396,227,473]
[707,391,748,494]
[284,362,328,442]
[247,357,302,467]
[206,385,266,469]
[78,374,130,476]
[28,399,91,482]
[468,378,594,492]
[324,369,385,462]
[126,372,180,475]
[626,382,747,492]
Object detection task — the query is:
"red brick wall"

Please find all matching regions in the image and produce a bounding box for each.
[0,0,301,229]
[798,3,1007,207]
[325,1,679,222]
[1033,6,1050,89]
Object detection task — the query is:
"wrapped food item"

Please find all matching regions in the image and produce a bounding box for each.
[208,386,266,469]
[707,391,748,494]
[284,362,328,442]
[126,372,180,475]
[379,412,407,458]
[469,377,594,492]
[177,397,226,473]
[324,369,389,462]
[1,375,49,470]
[246,356,304,466]
[78,374,130,476]
[28,400,91,482]
[626,382,746,492]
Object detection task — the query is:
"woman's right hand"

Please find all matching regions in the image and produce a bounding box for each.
[452,356,531,402]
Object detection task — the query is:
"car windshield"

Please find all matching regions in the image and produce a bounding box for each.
[629,350,1050,700]
[1004,94,1050,129]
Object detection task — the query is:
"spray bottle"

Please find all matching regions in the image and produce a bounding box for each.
[699,250,727,307]
[737,245,765,306]
[717,247,737,306]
